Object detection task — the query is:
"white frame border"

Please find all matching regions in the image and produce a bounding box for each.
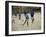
[9,3,44,35]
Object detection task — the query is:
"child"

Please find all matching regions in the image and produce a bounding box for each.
[31,8,34,23]
[23,11,29,26]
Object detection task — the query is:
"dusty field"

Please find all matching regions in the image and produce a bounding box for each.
[12,12,41,31]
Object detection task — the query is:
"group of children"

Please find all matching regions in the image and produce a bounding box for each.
[12,8,34,26]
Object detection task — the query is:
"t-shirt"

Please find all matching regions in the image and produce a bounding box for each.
[26,13,31,19]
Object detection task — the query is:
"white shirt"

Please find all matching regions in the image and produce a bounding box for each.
[26,13,31,19]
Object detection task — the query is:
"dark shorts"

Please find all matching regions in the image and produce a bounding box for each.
[31,12,34,17]
[31,14,34,17]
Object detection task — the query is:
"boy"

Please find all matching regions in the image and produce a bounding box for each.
[31,8,34,23]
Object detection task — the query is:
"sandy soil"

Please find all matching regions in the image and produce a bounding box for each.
[12,12,41,31]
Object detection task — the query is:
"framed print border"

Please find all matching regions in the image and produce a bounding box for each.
[5,1,45,36]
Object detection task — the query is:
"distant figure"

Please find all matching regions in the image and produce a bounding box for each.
[31,8,34,23]
[12,15,16,25]
[17,12,21,20]
[19,14,21,20]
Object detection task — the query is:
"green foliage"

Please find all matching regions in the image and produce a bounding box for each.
[12,6,41,15]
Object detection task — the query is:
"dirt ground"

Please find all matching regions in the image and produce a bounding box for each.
[12,12,41,31]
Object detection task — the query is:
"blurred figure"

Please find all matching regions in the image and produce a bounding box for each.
[31,8,34,23]
[19,14,21,20]
[12,14,16,25]
[23,11,29,26]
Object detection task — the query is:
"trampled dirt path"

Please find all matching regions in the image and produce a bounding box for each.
[12,13,41,31]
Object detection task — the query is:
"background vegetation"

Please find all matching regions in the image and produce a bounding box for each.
[12,6,41,15]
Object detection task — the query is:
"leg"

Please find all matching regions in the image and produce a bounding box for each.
[19,14,21,20]
[31,17,34,23]
[22,19,27,25]
[27,20,29,26]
